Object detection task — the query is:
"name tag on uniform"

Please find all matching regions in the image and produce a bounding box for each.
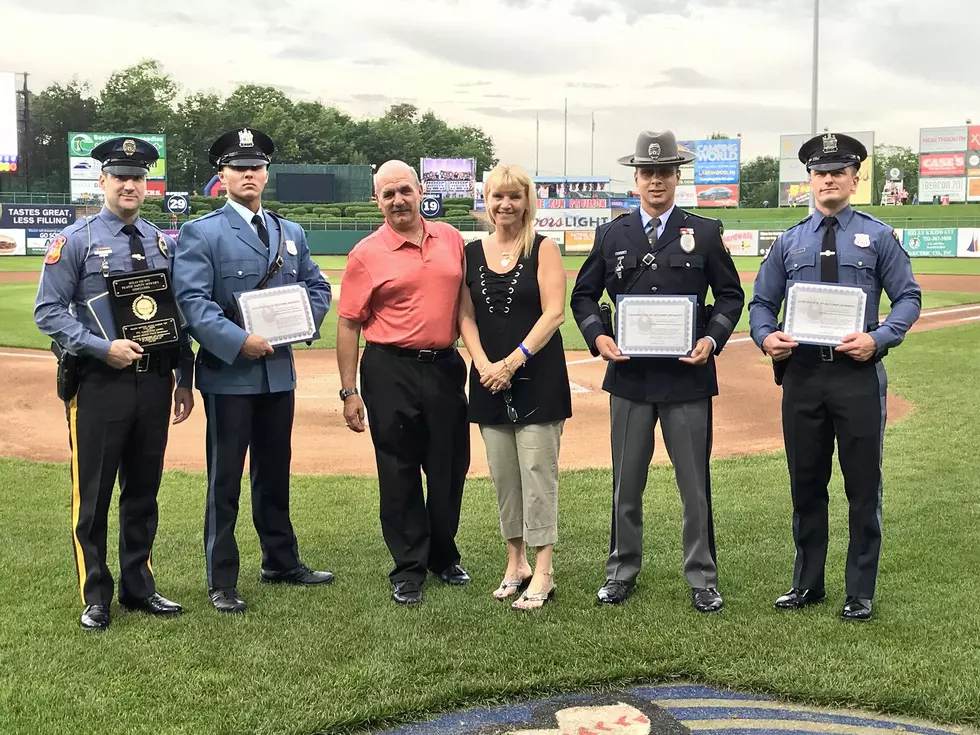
[854,234,871,248]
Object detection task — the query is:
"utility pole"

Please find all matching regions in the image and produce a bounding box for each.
[809,0,820,213]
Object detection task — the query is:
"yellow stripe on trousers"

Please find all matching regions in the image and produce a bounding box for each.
[68,395,87,603]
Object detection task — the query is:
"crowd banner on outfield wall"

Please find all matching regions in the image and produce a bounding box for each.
[903,228,958,257]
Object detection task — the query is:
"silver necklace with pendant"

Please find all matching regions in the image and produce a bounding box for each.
[500,251,513,268]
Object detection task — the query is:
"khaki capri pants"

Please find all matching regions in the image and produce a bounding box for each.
[478,420,563,547]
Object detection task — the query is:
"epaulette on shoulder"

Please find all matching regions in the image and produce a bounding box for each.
[852,209,889,228]
[62,215,95,237]
[682,209,720,223]
[783,214,813,233]
[197,209,222,221]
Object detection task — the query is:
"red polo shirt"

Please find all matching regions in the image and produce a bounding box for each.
[338,219,465,349]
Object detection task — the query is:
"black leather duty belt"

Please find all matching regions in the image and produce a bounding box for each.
[366,343,457,363]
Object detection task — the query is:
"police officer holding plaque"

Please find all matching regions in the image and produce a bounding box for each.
[172,128,333,615]
[748,133,921,621]
[34,136,195,631]
[570,130,744,613]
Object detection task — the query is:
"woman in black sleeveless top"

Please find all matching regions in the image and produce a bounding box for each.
[458,164,571,610]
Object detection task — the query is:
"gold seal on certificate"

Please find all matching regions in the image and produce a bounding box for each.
[615,294,697,357]
[236,284,316,346]
[784,282,868,346]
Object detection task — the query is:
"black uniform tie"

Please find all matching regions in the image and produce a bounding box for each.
[252,214,270,250]
[121,224,147,271]
[820,215,838,283]
[646,217,661,249]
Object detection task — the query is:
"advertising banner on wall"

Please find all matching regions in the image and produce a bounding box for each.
[758,230,784,259]
[968,177,980,202]
[68,132,167,180]
[0,228,26,255]
[723,229,759,256]
[695,184,739,207]
[920,152,966,177]
[693,139,740,185]
[533,209,612,231]
[903,228,958,257]
[919,126,969,153]
[0,204,77,229]
[563,230,595,254]
[958,229,980,257]
[919,176,967,202]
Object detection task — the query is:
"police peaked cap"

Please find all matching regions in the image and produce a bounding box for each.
[799,132,867,172]
[209,127,275,168]
[90,137,159,176]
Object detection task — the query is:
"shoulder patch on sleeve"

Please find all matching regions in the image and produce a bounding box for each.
[44,234,68,265]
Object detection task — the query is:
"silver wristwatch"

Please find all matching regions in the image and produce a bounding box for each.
[339,388,359,401]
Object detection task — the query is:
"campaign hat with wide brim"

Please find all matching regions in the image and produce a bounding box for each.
[617,130,696,167]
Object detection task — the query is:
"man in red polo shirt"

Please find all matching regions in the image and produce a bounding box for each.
[337,160,470,605]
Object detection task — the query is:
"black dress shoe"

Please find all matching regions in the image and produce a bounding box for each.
[260,564,334,586]
[692,587,724,613]
[435,564,471,586]
[392,581,423,605]
[119,592,183,617]
[209,588,247,614]
[841,596,873,621]
[80,604,110,631]
[596,579,635,605]
[774,587,826,609]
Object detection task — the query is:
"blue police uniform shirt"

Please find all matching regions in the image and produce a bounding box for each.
[34,207,193,386]
[748,205,921,353]
[225,197,267,235]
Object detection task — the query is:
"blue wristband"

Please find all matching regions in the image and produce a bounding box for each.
[518,343,532,359]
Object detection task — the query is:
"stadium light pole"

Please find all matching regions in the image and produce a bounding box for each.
[563,97,568,177]
[590,111,595,176]
[809,0,820,213]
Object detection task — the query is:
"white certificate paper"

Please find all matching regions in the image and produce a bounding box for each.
[616,294,696,357]
[784,282,867,346]
[236,284,316,346]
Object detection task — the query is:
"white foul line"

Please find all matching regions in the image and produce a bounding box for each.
[0,351,54,360]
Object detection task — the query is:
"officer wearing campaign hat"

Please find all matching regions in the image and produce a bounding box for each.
[172,128,334,614]
[571,130,744,612]
[34,136,195,630]
[748,132,922,621]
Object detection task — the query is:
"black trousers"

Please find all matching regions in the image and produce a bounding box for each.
[781,354,887,599]
[67,366,173,606]
[202,391,301,590]
[360,345,470,584]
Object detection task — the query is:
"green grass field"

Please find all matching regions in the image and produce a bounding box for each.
[5,281,978,353]
[5,254,980,275]
[1,324,978,734]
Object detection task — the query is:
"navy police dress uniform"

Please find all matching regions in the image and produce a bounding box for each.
[172,128,333,610]
[748,133,922,619]
[570,130,745,610]
[33,137,193,625]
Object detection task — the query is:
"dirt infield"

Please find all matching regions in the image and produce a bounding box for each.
[11,304,980,478]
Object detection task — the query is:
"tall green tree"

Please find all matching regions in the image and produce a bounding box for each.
[739,155,779,208]
[95,60,176,134]
[17,80,97,191]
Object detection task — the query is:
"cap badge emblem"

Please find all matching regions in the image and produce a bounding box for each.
[122,139,136,156]
[238,128,254,147]
[822,133,838,153]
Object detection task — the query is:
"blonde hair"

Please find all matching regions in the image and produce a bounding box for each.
[484,164,537,261]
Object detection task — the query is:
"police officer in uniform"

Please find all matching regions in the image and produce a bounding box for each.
[172,128,333,614]
[748,133,921,621]
[570,131,745,612]
[34,137,195,631]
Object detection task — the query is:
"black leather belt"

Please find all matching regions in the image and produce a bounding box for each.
[792,344,877,366]
[81,353,174,375]
[366,343,457,363]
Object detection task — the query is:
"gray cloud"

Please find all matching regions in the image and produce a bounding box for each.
[350,93,396,103]
[646,68,722,89]
[570,1,610,22]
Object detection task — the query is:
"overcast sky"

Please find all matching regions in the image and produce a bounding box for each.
[2,0,976,187]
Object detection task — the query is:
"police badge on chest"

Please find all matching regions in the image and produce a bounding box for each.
[680,227,696,253]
